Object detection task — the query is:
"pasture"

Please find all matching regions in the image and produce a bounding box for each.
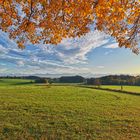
[102,85,140,93]
[0,79,140,139]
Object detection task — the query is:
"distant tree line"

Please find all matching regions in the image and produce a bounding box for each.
[33,76,85,84]
[86,75,140,86]
[1,75,140,86]
[59,76,85,83]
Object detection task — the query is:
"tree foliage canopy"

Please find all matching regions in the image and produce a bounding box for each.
[0,0,139,53]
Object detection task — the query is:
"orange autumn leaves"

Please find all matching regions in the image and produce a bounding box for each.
[0,0,139,53]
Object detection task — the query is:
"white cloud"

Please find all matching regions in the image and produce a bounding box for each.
[39,30,109,64]
[0,44,9,54]
[104,50,113,55]
[0,68,7,72]
[104,42,119,49]
[97,66,105,69]
[17,60,25,66]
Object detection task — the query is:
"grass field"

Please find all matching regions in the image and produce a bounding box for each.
[0,79,140,139]
[101,85,140,93]
[0,78,33,86]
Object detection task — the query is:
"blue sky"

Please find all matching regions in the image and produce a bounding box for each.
[0,30,140,77]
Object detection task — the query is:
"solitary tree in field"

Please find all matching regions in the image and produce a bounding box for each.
[121,85,123,91]
[45,79,49,85]
[94,79,101,88]
[0,0,139,53]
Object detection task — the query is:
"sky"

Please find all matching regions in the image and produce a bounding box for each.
[0,30,140,77]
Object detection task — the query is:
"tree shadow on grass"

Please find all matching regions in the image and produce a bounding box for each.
[75,85,140,97]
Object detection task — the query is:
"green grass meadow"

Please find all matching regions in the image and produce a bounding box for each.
[102,85,140,93]
[0,79,140,139]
